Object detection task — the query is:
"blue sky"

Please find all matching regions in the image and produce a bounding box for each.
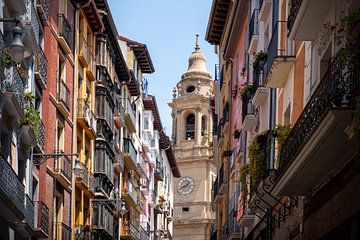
[108,0,218,134]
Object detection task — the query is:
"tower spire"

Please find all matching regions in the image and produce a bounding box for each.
[195,33,200,51]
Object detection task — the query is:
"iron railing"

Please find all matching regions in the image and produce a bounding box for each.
[57,79,70,110]
[124,179,138,204]
[287,0,303,34]
[35,46,48,87]
[0,155,25,216]
[34,201,49,235]
[123,138,137,162]
[54,153,72,182]
[140,226,148,240]
[249,9,259,44]
[277,52,360,179]
[242,91,254,122]
[125,98,136,127]
[228,209,243,236]
[57,14,71,46]
[36,0,49,25]
[88,172,96,194]
[78,98,97,131]
[25,194,35,229]
[2,65,26,109]
[24,0,40,43]
[80,35,95,72]
[79,162,89,187]
[263,21,294,84]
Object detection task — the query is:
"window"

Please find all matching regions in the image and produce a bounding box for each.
[182,207,189,212]
[186,85,195,93]
[56,123,64,152]
[185,114,195,140]
[201,116,207,136]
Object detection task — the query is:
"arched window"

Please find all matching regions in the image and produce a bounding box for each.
[201,116,207,136]
[185,114,195,140]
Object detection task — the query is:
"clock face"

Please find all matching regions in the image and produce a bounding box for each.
[177,177,195,196]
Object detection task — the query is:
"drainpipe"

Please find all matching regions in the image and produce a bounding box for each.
[225,56,233,235]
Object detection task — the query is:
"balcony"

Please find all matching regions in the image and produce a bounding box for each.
[0,155,25,223]
[56,14,71,54]
[34,201,49,238]
[56,79,70,117]
[114,99,125,128]
[76,162,89,190]
[238,205,255,228]
[137,190,146,213]
[114,150,125,174]
[121,222,140,240]
[92,205,114,239]
[77,98,97,139]
[94,140,115,197]
[252,71,269,107]
[242,94,256,132]
[79,36,95,81]
[122,179,138,207]
[35,46,48,89]
[1,65,26,118]
[259,0,272,22]
[140,177,150,195]
[287,0,330,40]
[263,21,295,88]
[54,154,72,188]
[124,98,137,133]
[15,194,35,237]
[23,0,39,50]
[137,154,147,177]
[123,138,138,170]
[128,69,141,96]
[219,162,228,194]
[228,209,243,239]
[222,102,230,134]
[273,53,360,196]
[154,161,164,181]
[140,225,149,240]
[53,222,71,240]
[36,0,49,26]
[87,172,96,196]
[248,9,259,54]
[213,177,223,203]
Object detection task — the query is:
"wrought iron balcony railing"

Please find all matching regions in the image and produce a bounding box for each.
[287,0,303,34]
[140,226,148,240]
[53,222,71,240]
[249,9,259,44]
[54,153,72,182]
[77,161,89,187]
[88,172,96,195]
[57,79,70,110]
[57,14,71,46]
[0,155,25,218]
[34,201,49,235]
[92,204,114,237]
[35,46,48,89]
[79,35,95,72]
[25,195,35,229]
[277,52,360,180]
[2,65,26,109]
[77,98,97,134]
[36,0,49,25]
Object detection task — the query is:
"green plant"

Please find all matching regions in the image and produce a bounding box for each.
[253,51,267,72]
[0,53,12,68]
[19,92,41,140]
[273,124,292,167]
[248,131,269,187]
[240,164,249,203]
[334,9,360,63]
[241,84,253,100]
[234,129,241,139]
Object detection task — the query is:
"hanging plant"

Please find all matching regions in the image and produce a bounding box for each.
[240,164,249,204]
[334,9,360,64]
[233,129,241,139]
[0,53,12,69]
[273,124,292,167]
[240,84,253,100]
[19,92,41,140]
[17,63,29,79]
[223,149,233,157]
[252,51,267,72]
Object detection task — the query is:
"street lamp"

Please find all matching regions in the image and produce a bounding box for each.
[0,18,32,62]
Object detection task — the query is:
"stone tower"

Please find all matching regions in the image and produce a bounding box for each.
[170,35,215,240]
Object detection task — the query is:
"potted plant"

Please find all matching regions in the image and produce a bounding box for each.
[19,92,41,145]
[241,84,253,100]
[252,51,267,72]
[272,124,292,167]
[234,129,241,139]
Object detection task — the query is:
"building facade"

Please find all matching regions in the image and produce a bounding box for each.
[207,0,360,240]
[170,35,216,240]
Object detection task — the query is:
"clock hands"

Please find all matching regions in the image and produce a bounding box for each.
[180,182,190,190]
